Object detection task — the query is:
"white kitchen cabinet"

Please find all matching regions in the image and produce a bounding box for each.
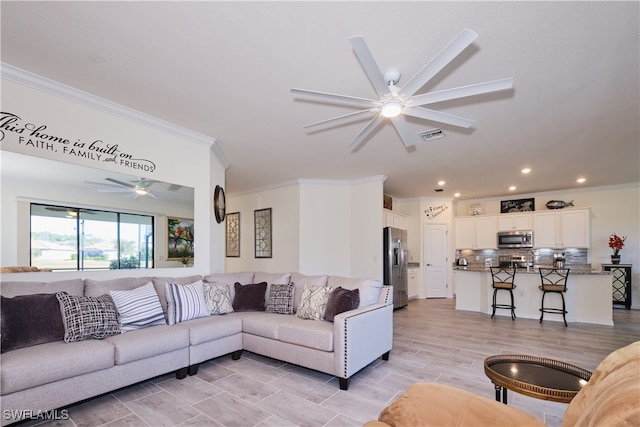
[408,267,421,299]
[533,208,590,248]
[497,213,533,231]
[383,209,407,230]
[455,215,497,249]
[560,209,590,248]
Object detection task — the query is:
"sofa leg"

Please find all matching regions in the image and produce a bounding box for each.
[339,378,349,390]
[175,367,188,380]
[188,364,199,376]
[231,350,242,360]
[382,351,390,361]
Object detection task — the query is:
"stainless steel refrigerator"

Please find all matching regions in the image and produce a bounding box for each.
[383,226,408,309]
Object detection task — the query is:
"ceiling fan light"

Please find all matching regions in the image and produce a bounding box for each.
[381,101,403,118]
[135,188,148,195]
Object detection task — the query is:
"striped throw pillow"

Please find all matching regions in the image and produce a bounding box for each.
[165,280,210,325]
[109,282,166,332]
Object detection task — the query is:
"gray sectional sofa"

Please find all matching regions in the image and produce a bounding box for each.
[0,271,393,425]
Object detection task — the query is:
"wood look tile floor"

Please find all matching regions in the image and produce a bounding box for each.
[23,299,640,427]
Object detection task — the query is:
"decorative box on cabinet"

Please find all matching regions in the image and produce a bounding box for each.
[603,264,632,310]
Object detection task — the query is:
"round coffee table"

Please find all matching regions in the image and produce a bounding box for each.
[484,354,592,404]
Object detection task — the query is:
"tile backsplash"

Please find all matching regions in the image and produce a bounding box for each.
[457,248,589,269]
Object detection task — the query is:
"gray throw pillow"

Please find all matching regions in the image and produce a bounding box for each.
[265,283,295,315]
[56,292,121,342]
[1,293,65,352]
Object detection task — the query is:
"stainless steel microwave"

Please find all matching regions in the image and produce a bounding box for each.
[497,230,533,248]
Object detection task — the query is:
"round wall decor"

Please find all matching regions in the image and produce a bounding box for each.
[214,185,226,223]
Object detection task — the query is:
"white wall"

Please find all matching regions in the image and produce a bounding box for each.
[0,71,227,281]
[226,176,385,280]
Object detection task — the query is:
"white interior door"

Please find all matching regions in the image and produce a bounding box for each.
[424,223,448,298]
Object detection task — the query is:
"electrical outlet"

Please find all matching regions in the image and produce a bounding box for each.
[475,256,480,261]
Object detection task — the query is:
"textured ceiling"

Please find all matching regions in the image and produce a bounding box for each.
[1,1,638,200]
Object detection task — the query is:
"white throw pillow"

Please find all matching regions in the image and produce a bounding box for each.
[202,282,234,315]
[109,282,166,332]
[165,280,210,325]
[296,284,334,320]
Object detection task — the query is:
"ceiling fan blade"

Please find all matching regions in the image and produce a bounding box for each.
[96,188,132,193]
[348,115,384,150]
[291,88,378,108]
[348,36,392,98]
[409,78,514,106]
[303,108,378,129]
[390,116,418,147]
[84,180,121,188]
[105,177,135,189]
[403,107,475,128]
[399,28,478,99]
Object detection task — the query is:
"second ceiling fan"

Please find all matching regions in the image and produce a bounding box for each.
[292,29,514,150]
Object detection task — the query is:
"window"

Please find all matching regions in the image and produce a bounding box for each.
[30,203,154,271]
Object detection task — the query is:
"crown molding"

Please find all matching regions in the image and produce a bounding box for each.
[1,62,229,169]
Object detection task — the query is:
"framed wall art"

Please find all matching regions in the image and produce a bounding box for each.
[167,217,194,260]
[500,198,535,213]
[225,212,240,257]
[254,208,272,258]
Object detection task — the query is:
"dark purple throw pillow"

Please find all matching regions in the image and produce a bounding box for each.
[324,287,360,322]
[232,282,267,312]
[1,293,65,353]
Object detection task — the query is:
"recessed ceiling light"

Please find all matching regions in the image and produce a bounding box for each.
[454,192,461,198]
[509,186,517,191]
[576,177,586,183]
[438,180,446,186]
[521,168,531,174]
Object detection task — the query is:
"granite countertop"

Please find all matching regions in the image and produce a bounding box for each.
[452,265,611,275]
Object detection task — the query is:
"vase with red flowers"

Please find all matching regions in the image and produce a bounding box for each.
[608,233,627,264]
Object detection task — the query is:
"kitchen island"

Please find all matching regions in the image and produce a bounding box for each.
[453,266,613,326]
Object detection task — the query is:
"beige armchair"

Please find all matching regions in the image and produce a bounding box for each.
[365,341,639,427]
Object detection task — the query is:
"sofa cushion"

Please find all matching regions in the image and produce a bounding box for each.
[203,282,234,315]
[84,277,154,297]
[1,293,65,353]
[0,339,115,394]
[109,282,167,332]
[290,273,328,310]
[278,317,334,351]
[327,276,382,308]
[254,272,291,285]
[232,282,267,312]
[562,341,640,427]
[56,292,121,342]
[176,315,243,345]
[104,324,189,365]
[324,287,360,322]
[165,280,210,325]
[0,279,85,298]
[265,283,295,315]
[235,312,288,339]
[296,284,334,320]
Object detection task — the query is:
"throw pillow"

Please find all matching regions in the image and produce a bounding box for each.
[56,292,121,342]
[165,280,210,325]
[109,282,166,332]
[202,282,234,315]
[265,283,295,315]
[232,282,267,312]
[1,293,65,353]
[296,284,334,320]
[324,287,360,322]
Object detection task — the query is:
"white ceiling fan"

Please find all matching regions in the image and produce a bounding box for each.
[84,177,157,199]
[291,29,514,150]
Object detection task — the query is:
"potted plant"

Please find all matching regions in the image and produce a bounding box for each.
[608,233,627,264]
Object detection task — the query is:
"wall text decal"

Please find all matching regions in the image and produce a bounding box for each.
[0,111,156,172]
[424,203,448,219]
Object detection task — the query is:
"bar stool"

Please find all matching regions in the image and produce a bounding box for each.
[489,266,517,320]
[539,268,570,326]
